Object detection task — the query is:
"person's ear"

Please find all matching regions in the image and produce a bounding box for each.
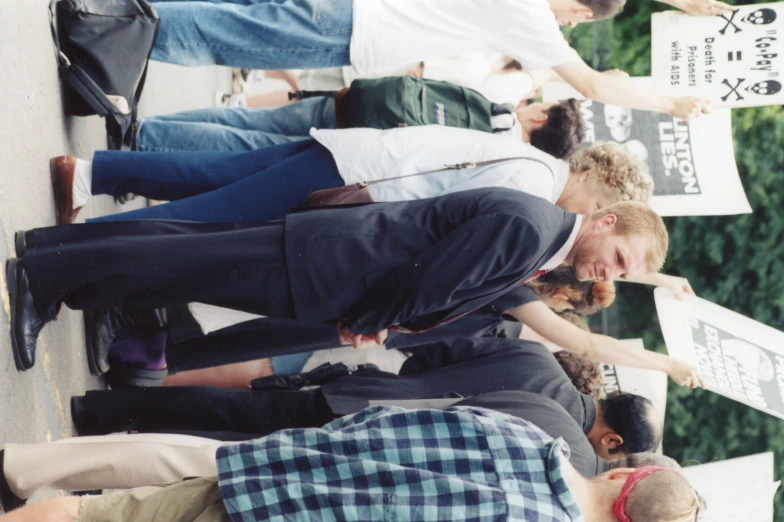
[601,467,635,483]
[573,6,593,21]
[532,112,549,124]
[601,433,623,450]
[549,289,570,303]
[577,169,591,183]
[595,213,617,229]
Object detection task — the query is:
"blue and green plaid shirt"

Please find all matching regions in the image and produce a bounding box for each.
[217,406,583,522]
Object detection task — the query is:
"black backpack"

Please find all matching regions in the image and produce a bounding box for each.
[49,0,160,149]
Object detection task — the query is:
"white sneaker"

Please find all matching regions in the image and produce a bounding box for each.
[214,91,247,108]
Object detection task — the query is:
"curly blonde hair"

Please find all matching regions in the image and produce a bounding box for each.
[570,142,654,204]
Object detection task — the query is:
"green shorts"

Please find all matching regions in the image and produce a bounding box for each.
[77,477,231,522]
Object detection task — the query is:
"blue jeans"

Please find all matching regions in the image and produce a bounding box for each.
[136,96,336,152]
[89,139,343,223]
[270,352,313,374]
[150,0,353,69]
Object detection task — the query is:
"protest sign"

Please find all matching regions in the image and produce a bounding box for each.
[542,81,750,216]
[655,288,784,420]
[652,3,784,108]
[599,339,668,426]
[682,453,779,521]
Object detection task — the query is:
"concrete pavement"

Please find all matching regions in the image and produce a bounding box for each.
[0,0,231,493]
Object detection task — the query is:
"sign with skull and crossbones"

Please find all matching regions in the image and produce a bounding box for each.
[653,3,784,108]
[542,79,751,217]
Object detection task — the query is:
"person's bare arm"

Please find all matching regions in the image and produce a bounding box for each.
[553,58,710,121]
[508,301,704,388]
[655,0,735,16]
[527,67,627,89]
[624,273,695,299]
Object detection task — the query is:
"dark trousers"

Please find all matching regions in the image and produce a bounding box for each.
[166,317,341,373]
[79,386,335,439]
[23,220,294,322]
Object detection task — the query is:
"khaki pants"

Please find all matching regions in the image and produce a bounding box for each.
[5,434,220,499]
[78,477,230,522]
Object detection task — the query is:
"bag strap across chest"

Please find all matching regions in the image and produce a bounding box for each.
[363,157,555,187]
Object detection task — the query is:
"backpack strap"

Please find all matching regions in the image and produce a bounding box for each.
[364,157,555,187]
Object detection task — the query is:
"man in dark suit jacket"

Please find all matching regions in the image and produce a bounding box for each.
[458,390,610,477]
[10,187,667,370]
[71,338,662,460]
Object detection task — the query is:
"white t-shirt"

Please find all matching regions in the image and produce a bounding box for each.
[350,0,579,75]
[310,125,569,204]
[478,71,536,106]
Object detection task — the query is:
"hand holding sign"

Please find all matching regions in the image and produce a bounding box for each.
[672,0,736,17]
[669,96,711,121]
[654,273,696,300]
[669,358,706,388]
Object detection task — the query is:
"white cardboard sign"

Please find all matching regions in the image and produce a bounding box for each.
[655,288,784,420]
[652,4,784,108]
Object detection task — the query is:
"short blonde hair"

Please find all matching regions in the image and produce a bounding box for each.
[570,142,654,204]
[625,469,706,522]
[589,201,668,273]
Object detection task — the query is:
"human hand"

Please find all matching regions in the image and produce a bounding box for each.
[669,96,710,122]
[336,319,388,349]
[602,68,629,79]
[407,62,425,78]
[675,0,736,16]
[668,359,705,388]
[656,274,695,300]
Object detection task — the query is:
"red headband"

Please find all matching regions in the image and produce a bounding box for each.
[612,466,670,522]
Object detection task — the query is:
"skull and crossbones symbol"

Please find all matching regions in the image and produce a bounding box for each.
[742,8,777,26]
[721,78,783,101]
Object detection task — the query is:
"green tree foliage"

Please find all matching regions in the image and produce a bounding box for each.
[569,1,784,518]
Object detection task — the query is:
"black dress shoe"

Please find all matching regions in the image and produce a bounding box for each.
[84,308,117,375]
[0,451,26,512]
[6,260,45,371]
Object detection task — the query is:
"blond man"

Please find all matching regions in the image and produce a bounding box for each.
[10,188,667,371]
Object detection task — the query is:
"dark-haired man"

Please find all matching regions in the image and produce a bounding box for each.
[69,338,662,460]
[132,81,584,159]
[146,0,709,121]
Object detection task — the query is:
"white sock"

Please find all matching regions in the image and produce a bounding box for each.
[72,159,92,208]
